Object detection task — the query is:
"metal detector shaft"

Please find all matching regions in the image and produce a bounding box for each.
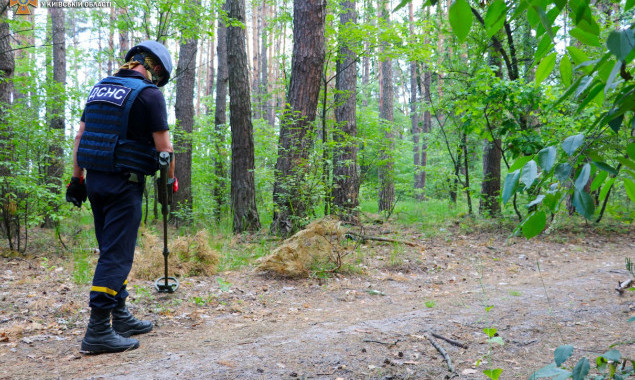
[155,152,178,293]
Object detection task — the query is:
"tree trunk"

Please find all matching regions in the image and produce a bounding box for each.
[271,0,326,236]
[333,0,359,223]
[409,2,421,198]
[45,8,66,226]
[173,34,198,220]
[251,0,260,118]
[227,0,261,232]
[378,0,394,213]
[0,1,15,249]
[361,0,372,107]
[420,68,431,195]
[479,51,503,216]
[213,0,229,222]
[0,2,14,177]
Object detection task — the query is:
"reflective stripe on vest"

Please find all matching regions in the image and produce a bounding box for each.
[77,76,159,175]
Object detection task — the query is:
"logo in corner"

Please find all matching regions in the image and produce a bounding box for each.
[10,0,38,15]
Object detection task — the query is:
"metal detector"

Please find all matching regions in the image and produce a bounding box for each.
[155,151,179,293]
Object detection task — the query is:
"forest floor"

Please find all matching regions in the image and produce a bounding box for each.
[0,219,634,380]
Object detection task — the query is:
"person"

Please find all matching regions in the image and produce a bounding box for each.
[65,40,176,354]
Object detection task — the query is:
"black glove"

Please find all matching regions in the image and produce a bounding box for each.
[66,176,87,208]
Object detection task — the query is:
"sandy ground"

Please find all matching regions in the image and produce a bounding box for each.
[1,224,633,379]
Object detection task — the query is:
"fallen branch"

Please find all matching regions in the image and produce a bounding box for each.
[430,331,468,349]
[363,338,401,347]
[345,232,424,248]
[425,334,455,374]
[616,279,633,294]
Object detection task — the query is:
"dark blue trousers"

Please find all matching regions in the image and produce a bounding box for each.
[86,171,144,310]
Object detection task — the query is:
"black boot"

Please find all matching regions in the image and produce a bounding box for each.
[112,298,153,337]
[81,308,139,354]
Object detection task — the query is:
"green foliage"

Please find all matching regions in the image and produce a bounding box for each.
[530,344,634,380]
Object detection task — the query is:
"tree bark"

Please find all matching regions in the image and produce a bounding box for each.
[0,1,14,179]
[409,2,421,198]
[333,0,359,223]
[173,33,198,220]
[213,0,229,222]
[227,0,261,232]
[46,8,66,223]
[479,51,503,216]
[0,0,15,247]
[420,68,431,195]
[271,0,326,236]
[251,0,260,118]
[378,0,394,213]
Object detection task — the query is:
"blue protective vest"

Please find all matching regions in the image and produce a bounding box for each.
[77,76,159,175]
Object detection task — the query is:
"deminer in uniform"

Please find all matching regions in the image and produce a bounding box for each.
[65,40,177,353]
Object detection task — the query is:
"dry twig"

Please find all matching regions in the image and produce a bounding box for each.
[425,334,455,374]
[430,331,468,349]
[345,232,424,248]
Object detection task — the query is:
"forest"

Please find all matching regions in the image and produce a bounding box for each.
[0,0,634,379]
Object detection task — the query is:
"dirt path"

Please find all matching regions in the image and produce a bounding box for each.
[1,228,633,379]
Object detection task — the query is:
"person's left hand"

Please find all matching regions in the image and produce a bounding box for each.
[66,176,87,207]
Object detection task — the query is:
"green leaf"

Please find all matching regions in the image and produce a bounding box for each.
[510,155,533,171]
[575,163,591,190]
[627,142,635,158]
[392,0,411,12]
[535,34,555,64]
[483,327,497,338]
[543,193,559,212]
[570,27,601,47]
[449,0,473,42]
[627,0,635,11]
[521,160,538,188]
[567,46,590,66]
[576,82,604,113]
[590,171,608,192]
[527,195,546,208]
[523,211,546,239]
[488,336,504,345]
[534,5,555,40]
[537,146,557,172]
[572,189,595,219]
[605,60,622,95]
[555,163,572,182]
[535,53,557,84]
[624,178,635,204]
[483,368,503,380]
[554,345,574,367]
[562,133,584,157]
[602,349,621,362]
[529,363,571,379]
[572,357,590,380]
[617,157,635,171]
[484,0,506,38]
[559,56,572,87]
[607,29,635,62]
[599,177,616,203]
[594,161,618,175]
[502,170,520,204]
[608,114,623,133]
